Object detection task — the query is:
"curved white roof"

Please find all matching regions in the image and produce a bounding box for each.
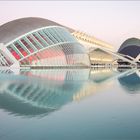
[0,17,74,44]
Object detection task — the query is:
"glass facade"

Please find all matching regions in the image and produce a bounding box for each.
[6,26,90,67]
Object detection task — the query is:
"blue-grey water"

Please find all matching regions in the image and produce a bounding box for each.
[0,68,140,140]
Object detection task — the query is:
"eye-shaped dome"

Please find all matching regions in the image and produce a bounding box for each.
[118,38,140,58]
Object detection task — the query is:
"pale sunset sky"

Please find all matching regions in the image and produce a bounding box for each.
[0,1,140,50]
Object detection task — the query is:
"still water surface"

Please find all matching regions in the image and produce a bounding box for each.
[0,68,140,140]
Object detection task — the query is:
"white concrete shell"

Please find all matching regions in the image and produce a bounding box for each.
[0,18,90,68]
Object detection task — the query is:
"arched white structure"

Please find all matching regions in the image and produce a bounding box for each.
[0,18,90,68]
[72,31,137,65]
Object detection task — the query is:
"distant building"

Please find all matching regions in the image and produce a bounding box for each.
[89,48,115,66]
[72,31,115,66]
[118,38,140,65]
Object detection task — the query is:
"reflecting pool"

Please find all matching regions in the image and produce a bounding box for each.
[0,68,140,140]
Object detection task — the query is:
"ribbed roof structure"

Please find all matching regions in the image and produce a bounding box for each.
[0,17,74,44]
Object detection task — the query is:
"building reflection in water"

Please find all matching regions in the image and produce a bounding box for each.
[118,69,140,93]
[0,68,133,118]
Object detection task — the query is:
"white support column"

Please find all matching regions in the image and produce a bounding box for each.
[0,43,20,68]
[136,54,140,62]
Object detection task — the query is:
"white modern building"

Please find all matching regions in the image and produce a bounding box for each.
[0,17,90,68]
[0,17,135,69]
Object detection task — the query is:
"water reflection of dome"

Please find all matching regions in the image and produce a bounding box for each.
[0,93,54,117]
[0,68,120,117]
[0,69,89,117]
[118,70,140,93]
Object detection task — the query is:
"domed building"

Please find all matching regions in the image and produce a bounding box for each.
[0,17,90,68]
[118,38,140,65]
